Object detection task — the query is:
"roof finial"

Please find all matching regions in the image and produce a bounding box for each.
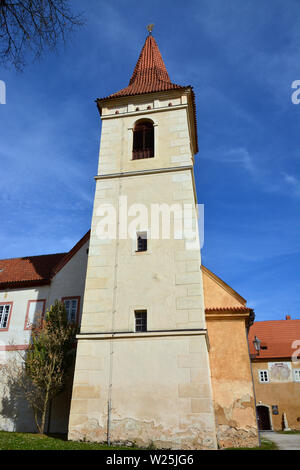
[147,24,154,35]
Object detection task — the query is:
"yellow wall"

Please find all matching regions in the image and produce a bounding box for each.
[203,268,259,447]
[206,318,258,447]
[252,360,300,430]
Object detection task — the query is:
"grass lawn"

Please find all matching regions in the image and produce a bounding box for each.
[0,431,139,450]
[0,431,279,451]
[225,437,278,450]
[276,430,300,435]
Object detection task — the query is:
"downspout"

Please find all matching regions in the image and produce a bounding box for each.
[106,118,125,446]
[106,181,121,447]
[245,317,261,447]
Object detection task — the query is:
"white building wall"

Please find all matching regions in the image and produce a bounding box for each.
[0,240,90,433]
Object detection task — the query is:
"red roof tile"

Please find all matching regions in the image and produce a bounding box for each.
[248,319,300,359]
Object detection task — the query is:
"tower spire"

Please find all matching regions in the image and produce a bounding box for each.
[102,33,184,99]
[96,32,199,154]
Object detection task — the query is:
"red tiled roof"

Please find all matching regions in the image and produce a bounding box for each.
[96,34,199,153]
[0,253,66,289]
[205,306,255,328]
[0,230,90,289]
[206,306,253,313]
[100,34,186,100]
[248,319,300,359]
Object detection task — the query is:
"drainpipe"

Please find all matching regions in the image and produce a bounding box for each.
[106,121,125,446]
[245,323,261,447]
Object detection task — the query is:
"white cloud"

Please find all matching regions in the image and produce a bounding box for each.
[283,173,300,197]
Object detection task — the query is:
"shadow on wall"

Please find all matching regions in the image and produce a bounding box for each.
[0,357,36,432]
[47,368,75,434]
[0,355,75,434]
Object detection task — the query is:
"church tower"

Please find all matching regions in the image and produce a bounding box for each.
[68,30,218,450]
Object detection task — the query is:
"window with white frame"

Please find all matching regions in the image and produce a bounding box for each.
[259,370,270,383]
[0,304,11,330]
[293,369,300,382]
[63,298,78,323]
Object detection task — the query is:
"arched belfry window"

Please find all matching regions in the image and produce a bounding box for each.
[132,120,154,160]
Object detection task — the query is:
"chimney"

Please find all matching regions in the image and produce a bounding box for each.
[286,315,291,320]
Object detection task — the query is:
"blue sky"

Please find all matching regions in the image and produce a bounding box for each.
[0,0,300,321]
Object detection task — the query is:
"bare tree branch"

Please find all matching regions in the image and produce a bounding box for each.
[0,0,84,69]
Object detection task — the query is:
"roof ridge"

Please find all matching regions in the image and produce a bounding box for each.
[201,265,247,306]
[51,230,90,278]
[0,252,67,263]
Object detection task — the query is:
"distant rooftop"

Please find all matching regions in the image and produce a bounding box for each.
[249,316,300,359]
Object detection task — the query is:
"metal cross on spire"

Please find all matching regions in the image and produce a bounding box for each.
[147,24,154,34]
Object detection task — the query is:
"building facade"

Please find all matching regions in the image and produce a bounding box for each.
[0,32,259,449]
[68,32,218,450]
[67,32,258,449]
[249,317,300,432]
[0,232,89,433]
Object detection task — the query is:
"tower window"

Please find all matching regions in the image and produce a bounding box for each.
[135,310,147,332]
[137,232,147,252]
[132,120,154,160]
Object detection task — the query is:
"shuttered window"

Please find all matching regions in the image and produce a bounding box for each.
[259,370,269,383]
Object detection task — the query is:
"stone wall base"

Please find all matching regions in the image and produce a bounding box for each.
[68,417,218,450]
[217,425,259,448]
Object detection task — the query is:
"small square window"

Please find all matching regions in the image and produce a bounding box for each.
[259,370,269,383]
[294,369,300,382]
[135,310,147,332]
[137,232,147,252]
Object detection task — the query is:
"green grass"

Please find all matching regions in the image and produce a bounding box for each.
[0,431,139,450]
[225,437,278,450]
[276,430,300,435]
[0,431,281,451]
